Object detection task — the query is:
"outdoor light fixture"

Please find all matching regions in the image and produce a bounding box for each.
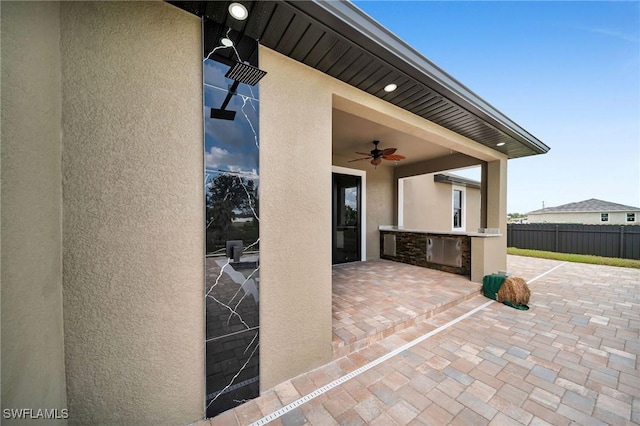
[496,142,506,147]
[228,2,248,20]
[383,83,398,93]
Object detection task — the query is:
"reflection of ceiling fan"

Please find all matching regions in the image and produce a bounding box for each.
[348,140,406,166]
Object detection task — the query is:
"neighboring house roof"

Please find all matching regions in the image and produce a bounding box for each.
[169,1,550,159]
[434,173,481,189]
[528,199,640,215]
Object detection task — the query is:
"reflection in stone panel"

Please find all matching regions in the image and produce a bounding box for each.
[205,171,259,256]
[205,256,259,336]
[205,330,259,418]
[203,19,261,418]
[204,210,260,417]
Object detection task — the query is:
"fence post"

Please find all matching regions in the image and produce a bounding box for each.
[555,225,559,252]
[620,226,625,259]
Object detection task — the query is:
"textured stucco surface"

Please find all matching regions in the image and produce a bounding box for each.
[485,159,508,272]
[259,48,334,390]
[1,2,68,423]
[471,235,505,283]
[60,2,204,424]
[466,185,482,232]
[361,167,394,260]
[260,46,509,390]
[402,173,481,232]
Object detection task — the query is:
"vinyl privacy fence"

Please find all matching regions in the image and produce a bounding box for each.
[507,224,640,260]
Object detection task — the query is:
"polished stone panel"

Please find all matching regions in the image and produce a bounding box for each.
[203,20,261,417]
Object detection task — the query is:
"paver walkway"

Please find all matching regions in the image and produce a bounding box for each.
[200,255,640,425]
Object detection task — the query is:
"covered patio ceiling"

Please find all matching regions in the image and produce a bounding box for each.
[332,109,454,167]
[170,0,550,159]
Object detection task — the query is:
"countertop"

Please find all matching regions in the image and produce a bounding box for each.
[379,225,502,238]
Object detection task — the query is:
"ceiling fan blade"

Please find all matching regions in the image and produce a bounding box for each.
[371,158,382,166]
[381,148,397,156]
[348,157,372,162]
[355,152,372,156]
[382,154,406,161]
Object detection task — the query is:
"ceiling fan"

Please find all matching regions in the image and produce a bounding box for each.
[348,140,406,166]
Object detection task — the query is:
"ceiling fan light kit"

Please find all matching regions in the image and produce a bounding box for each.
[348,140,406,167]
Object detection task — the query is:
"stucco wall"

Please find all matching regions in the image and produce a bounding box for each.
[60,2,204,424]
[1,2,68,422]
[402,174,481,232]
[259,48,334,389]
[403,174,449,230]
[528,211,637,224]
[486,159,508,272]
[466,186,482,232]
[260,45,509,388]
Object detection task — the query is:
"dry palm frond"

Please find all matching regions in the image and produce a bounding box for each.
[497,276,530,305]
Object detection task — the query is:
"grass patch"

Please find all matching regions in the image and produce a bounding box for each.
[507,247,640,269]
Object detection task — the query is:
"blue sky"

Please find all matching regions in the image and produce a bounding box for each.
[354,1,640,213]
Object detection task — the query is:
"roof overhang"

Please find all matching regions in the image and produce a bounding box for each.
[169,0,550,159]
[434,173,481,189]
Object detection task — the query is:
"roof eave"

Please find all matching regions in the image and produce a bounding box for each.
[285,0,550,157]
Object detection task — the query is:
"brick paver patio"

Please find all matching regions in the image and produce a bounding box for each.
[332,259,480,358]
[200,255,639,425]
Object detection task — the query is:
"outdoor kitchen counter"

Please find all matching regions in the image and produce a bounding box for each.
[378,226,503,238]
[379,226,502,278]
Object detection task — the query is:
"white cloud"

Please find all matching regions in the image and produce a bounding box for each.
[204,147,259,181]
[205,146,238,169]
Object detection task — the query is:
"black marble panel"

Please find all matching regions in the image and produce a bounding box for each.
[205,329,259,418]
[203,20,261,418]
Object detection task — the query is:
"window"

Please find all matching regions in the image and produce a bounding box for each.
[627,213,636,222]
[601,213,609,222]
[453,188,464,229]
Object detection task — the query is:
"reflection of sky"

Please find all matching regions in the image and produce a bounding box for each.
[204,60,259,178]
[204,59,259,100]
[345,188,358,209]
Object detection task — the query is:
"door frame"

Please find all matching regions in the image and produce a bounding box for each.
[332,165,366,261]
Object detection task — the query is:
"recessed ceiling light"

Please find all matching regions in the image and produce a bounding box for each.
[221,37,234,47]
[383,83,397,93]
[496,142,506,147]
[228,3,248,21]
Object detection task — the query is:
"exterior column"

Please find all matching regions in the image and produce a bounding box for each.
[1,2,67,419]
[471,158,508,282]
[480,162,488,229]
[60,3,204,424]
[486,158,508,235]
[259,47,333,391]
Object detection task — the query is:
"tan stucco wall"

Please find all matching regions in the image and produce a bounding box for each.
[485,159,508,273]
[471,235,505,283]
[528,211,637,224]
[403,175,450,230]
[60,2,204,424]
[259,47,334,389]
[1,2,68,423]
[466,186,482,232]
[2,0,514,420]
[260,44,510,388]
[402,174,481,232]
